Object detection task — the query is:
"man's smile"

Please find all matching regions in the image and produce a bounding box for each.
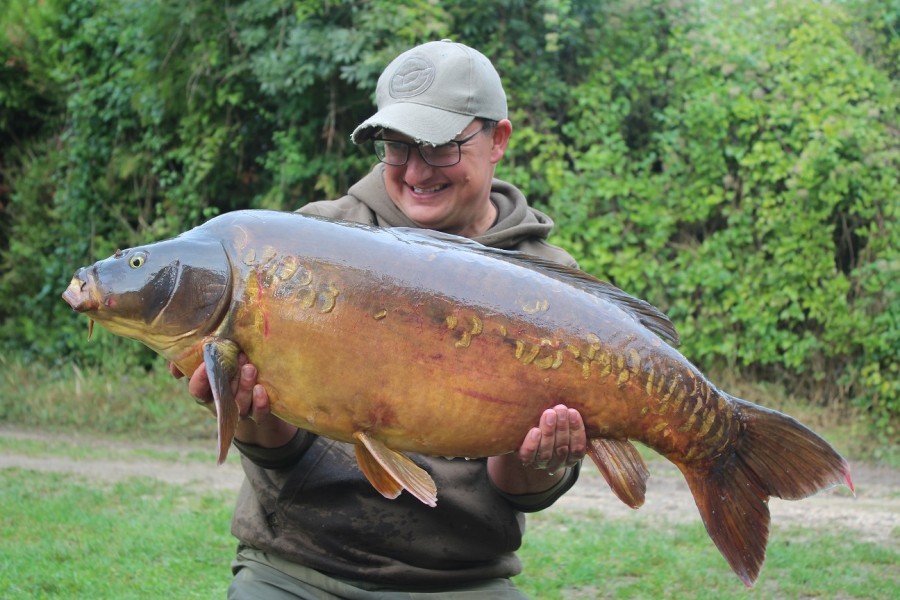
[410,183,449,195]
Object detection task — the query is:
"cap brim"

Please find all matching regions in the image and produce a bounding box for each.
[351,103,475,146]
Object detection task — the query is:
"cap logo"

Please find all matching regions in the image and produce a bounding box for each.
[389,56,435,99]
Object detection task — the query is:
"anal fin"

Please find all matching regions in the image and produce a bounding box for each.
[587,438,649,508]
[353,432,438,507]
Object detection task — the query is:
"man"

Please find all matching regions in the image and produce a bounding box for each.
[175,40,587,599]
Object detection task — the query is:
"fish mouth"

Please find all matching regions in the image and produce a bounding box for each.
[62,273,101,313]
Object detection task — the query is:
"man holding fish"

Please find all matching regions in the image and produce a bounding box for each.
[64,35,850,595]
[173,40,588,599]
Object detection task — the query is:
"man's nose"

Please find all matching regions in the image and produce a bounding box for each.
[404,148,436,180]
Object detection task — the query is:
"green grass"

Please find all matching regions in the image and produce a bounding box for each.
[516,511,899,599]
[2,466,895,599]
[0,470,235,599]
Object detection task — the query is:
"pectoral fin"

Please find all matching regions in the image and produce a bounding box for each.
[202,338,241,465]
[353,432,438,507]
[587,438,649,508]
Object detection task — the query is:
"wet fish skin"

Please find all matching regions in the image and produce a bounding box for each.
[62,210,853,587]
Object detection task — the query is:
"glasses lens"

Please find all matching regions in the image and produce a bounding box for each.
[374,140,409,166]
[420,143,461,167]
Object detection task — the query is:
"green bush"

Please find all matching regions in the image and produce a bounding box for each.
[529,0,898,434]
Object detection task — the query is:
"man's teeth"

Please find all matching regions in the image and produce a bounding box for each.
[413,184,445,193]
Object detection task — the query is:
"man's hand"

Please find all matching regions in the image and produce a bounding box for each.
[518,404,586,473]
[168,358,297,448]
[488,404,587,495]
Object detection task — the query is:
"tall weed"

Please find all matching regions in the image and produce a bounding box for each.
[0,353,214,441]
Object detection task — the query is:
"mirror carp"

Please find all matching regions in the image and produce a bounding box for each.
[62,209,853,586]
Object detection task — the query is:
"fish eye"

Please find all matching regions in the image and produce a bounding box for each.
[129,252,148,269]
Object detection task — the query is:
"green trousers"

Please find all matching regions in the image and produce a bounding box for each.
[228,547,530,600]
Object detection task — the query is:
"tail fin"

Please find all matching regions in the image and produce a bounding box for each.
[680,394,853,587]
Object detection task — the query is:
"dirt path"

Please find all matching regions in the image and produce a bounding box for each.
[555,459,897,548]
[2,427,897,550]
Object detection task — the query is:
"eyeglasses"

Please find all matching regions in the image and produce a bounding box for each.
[372,126,488,167]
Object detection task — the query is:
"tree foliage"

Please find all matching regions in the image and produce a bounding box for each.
[1,0,896,436]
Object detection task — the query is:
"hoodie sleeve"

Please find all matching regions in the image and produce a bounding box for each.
[232,430,317,471]
[491,462,581,512]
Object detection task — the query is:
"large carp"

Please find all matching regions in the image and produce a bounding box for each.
[62,209,852,586]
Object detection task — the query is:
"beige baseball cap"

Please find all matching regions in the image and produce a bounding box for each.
[351,40,508,146]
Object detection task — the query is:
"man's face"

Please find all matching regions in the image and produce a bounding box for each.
[381,119,511,238]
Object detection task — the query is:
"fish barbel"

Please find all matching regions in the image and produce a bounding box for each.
[62,210,853,586]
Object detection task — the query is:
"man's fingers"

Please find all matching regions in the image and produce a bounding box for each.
[517,406,587,472]
[188,361,212,401]
[552,405,571,459]
[235,363,257,418]
[251,384,270,421]
[529,407,561,468]
[518,428,541,465]
[565,408,587,465]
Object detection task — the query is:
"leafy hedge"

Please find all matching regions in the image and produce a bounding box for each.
[1,0,896,436]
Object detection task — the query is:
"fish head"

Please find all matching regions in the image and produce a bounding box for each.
[62,236,232,358]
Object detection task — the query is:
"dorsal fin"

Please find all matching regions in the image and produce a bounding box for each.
[393,227,680,346]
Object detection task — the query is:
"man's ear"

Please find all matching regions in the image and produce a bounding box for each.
[489,119,512,164]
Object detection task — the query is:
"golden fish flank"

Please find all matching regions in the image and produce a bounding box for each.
[521,334,685,397]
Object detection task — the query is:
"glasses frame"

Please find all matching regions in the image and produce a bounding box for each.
[372,125,488,168]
